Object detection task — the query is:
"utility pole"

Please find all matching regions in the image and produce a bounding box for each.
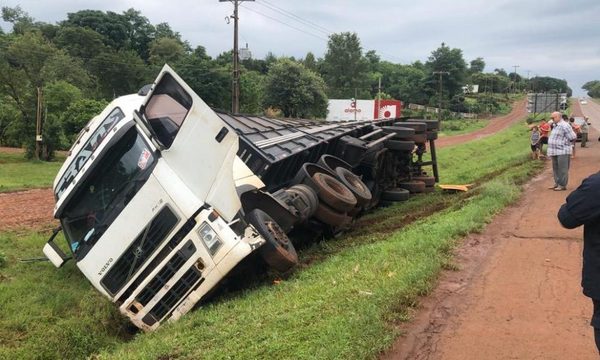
[220,0,254,114]
[377,77,382,119]
[512,65,520,93]
[432,71,449,122]
[35,87,43,160]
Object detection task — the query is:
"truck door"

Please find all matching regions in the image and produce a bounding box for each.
[136,65,241,221]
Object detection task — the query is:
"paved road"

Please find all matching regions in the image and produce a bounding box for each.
[382,98,600,359]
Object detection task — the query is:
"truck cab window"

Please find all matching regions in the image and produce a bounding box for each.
[143,73,192,148]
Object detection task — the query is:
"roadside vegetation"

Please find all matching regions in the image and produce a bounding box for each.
[0,119,543,359]
[438,118,488,136]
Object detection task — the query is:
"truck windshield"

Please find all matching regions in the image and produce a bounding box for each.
[61,127,156,260]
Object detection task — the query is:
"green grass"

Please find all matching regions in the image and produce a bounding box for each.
[0,120,542,359]
[0,151,65,192]
[439,118,488,136]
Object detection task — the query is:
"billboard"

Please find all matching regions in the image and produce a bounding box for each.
[327,99,402,122]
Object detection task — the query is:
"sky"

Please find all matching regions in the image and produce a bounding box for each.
[1,0,599,97]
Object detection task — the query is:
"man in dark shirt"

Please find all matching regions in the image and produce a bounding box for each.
[558,172,600,354]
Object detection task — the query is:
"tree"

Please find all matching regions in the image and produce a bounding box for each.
[583,80,600,98]
[469,57,485,74]
[529,76,572,96]
[321,32,369,99]
[1,6,35,34]
[63,10,131,50]
[54,26,108,61]
[89,49,148,98]
[378,61,427,105]
[239,70,264,114]
[303,52,317,71]
[149,37,185,65]
[263,59,327,118]
[173,56,230,110]
[424,42,468,107]
[60,98,108,143]
[123,8,155,61]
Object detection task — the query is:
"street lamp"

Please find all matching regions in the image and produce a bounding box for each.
[433,71,449,121]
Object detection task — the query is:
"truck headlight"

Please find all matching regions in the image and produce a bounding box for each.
[198,222,222,256]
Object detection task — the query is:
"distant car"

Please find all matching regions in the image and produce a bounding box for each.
[581,100,588,105]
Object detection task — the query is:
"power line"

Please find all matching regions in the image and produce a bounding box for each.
[256,0,333,35]
[239,3,329,41]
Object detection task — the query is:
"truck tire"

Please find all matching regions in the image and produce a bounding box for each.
[247,209,298,273]
[335,167,372,206]
[385,139,415,152]
[311,173,357,213]
[409,133,427,143]
[389,122,427,133]
[313,203,352,227]
[381,188,410,201]
[412,176,436,186]
[426,131,438,140]
[380,126,415,138]
[403,119,440,130]
[398,180,426,193]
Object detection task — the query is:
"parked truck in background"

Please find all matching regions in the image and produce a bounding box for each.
[43,65,440,331]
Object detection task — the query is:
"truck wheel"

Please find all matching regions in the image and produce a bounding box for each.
[311,173,357,213]
[381,188,410,201]
[380,126,415,138]
[398,180,426,193]
[409,133,427,143]
[287,184,319,217]
[313,203,351,227]
[402,119,440,130]
[426,131,438,140]
[247,209,298,273]
[412,176,436,186]
[385,139,415,152]
[389,122,427,133]
[335,167,372,206]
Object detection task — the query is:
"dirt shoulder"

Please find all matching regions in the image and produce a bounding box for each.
[436,99,527,148]
[382,100,600,359]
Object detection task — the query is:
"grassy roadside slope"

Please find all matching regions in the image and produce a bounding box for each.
[0,120,541,359]
[0,151,65,192]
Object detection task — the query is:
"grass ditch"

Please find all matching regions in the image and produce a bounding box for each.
[0,151,65,193]
[439,118,488,136]
[0,120,542,359]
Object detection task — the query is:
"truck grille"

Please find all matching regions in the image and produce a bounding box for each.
[136,240,196,306]
[115,217,196,303]
[142,267,204,326]
[101,206,178,295]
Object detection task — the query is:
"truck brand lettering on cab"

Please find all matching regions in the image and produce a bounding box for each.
[98,258,114,276]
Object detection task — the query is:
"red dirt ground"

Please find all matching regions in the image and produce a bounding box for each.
[381,99,600,359]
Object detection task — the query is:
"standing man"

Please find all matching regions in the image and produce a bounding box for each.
[558,172,600,354]
[548,111,577,191]
[581,117,590,148]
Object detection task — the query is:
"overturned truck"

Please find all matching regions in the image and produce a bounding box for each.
[43,65,440,331]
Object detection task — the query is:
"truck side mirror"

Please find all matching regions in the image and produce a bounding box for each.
[43,227,71,268]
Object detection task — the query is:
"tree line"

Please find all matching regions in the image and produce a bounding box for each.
[583,81,600,98]
[0,6,572,160]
